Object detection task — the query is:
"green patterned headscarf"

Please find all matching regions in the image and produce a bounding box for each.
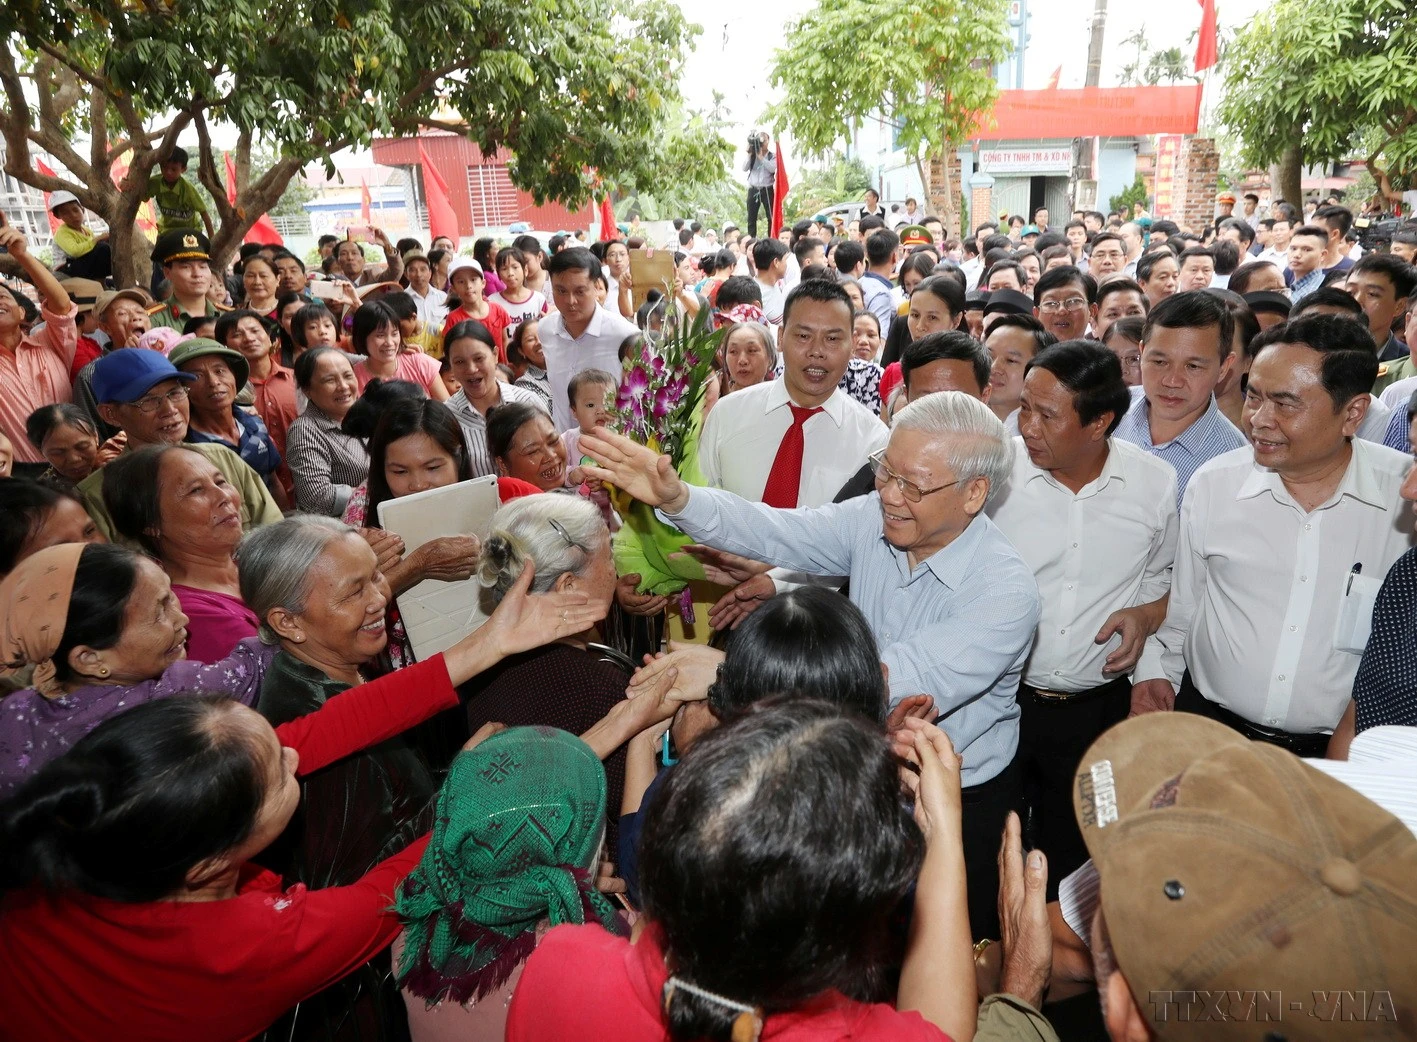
[394,726,625,1005]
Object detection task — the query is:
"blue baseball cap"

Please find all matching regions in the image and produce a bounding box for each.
[92,349,196,404]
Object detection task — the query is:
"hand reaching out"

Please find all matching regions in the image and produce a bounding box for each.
[995,811,1051,1008]
[674,543,771,586]
[578,428,688,511]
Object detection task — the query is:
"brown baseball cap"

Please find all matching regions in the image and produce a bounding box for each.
[94,287,151,321]
[1074,714,1417,1040]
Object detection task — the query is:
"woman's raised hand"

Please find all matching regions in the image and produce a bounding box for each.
[482,558,605,658]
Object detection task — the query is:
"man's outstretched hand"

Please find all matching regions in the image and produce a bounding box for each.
[579,428,690,513]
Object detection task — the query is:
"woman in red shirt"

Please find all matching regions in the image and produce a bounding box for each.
[0,559,605,1042]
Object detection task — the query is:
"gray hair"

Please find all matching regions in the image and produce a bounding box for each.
[890,391,1014,502]
[477,494,607,610]
[236,514,353,643]
[723,321,777,372]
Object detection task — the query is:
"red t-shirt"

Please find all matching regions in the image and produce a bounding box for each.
[506,923,953,1042]
[497,476,544,501]
[0,656,457,1042]
[70,333,103,381]
[443,301,512,361]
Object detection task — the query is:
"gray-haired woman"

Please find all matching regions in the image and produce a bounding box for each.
[466,494,635,848]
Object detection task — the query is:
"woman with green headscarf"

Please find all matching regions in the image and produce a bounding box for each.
[393,725,629,1041]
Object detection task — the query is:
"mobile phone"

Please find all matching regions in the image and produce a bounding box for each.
[308,279,346,301]
[660,730,678,767]
[346,225,375,244]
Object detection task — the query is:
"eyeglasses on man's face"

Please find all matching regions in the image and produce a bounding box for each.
[869,449,962,503]
[1037,296,1089,314]
[126,386,189,414]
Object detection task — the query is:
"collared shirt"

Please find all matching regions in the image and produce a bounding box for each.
[246,362,300,456]
[861,271,896,338]
[1288,267,1325,303]
[0,301,77,463]
[146,297,227,331]
[1383,402,1413,453]
[758,280,785,325]
[988,438,1178,691]
[664,487,1040,786]
[447,381,549,477]
[144,174,208,235]
[186,406,282,480]
[406,284,449,330]
[1112,386,1246,509]
[541,305,640,430]
[699,379,887,505]
[285,404,370,516]
[1135,441,1416,732]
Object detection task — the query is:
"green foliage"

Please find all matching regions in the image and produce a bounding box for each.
[611,92,736,228]
[784,157,874,222]
[1109,174,1149,217]
[1217,0,1417,185]
[764,0,1012,161]
[1,0,716,207]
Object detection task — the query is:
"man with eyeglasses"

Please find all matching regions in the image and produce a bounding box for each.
[986,340,1177,889]
[1031,266,1097,342]
[1112,291,1247,509]
[579,392,1040,943]
[77,349,281,542]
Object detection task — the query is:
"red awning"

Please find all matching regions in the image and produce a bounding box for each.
[970,86,1202,141]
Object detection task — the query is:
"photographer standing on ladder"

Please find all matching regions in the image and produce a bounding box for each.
[743,130,775,238]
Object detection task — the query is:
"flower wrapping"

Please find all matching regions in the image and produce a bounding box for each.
[607,307,725,598]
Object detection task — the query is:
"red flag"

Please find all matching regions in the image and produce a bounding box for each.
[359,179,372,223]
[599,194,618,241]
[417,143,460,244]
[1195,0,1218,72]
[1046,65,1062,89]
[771,140,789,238]
[35,159,62,233]
[224,152,284,245]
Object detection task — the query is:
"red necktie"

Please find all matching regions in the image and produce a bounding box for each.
[761,405,823,508]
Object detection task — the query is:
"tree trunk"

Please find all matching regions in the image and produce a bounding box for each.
[1276,140,1303,208]
[927,148,960,238]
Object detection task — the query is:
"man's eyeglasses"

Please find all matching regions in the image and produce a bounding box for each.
[126,386,189,414]
[869,449,962,503]
[1037,297,1089,314]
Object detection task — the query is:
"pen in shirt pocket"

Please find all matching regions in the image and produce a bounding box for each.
[1347,562,1362,595]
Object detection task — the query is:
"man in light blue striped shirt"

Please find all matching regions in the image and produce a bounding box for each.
[581,392,1040,940]
[1112,291,1247,508]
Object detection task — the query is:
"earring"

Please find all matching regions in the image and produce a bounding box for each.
[97,666,110,677]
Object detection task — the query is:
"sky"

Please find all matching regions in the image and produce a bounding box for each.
[671,0,1273,171]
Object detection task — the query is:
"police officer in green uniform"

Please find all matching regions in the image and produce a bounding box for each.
[146,229,230,331]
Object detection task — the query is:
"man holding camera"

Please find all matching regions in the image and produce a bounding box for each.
[743,131,775,238]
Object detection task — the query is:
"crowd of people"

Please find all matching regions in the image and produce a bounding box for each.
[1,157,1416,1042]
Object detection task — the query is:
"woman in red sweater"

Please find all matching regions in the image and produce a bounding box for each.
[0,560,605,1042]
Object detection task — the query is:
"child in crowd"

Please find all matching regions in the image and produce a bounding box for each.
[49,192,112,283]
[442,258,511,358]
[488,247,548,344]
[563,368,618,530]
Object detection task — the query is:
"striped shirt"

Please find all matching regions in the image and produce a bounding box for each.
[1383,404,1412,453]
[664,486,1041,786]
[446,382,551,478]
[1058,725,1417,947]
[1112,386,1247,509]
[285,404,370,516]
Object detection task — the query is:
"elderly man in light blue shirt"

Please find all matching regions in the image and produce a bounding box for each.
[581,391,1040,940]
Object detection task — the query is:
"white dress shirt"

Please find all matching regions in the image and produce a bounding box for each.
[1358,394,1393,444]
[699,379,887,506]
[988,438,1178,692]
[700,379,887,593]
[1136,440,1416,732]
[540,305,639,431]
[407,285,448,330]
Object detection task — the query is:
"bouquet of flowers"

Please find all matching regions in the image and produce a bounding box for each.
[606,305,725,618]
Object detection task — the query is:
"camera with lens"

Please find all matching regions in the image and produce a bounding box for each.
[747,131,767,155]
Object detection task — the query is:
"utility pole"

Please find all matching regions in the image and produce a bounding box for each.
[1073,0,1109,212]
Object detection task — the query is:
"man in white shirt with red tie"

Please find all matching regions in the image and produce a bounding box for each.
[696,279,887,625]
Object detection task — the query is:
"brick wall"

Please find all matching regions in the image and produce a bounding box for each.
[1173,137,1220,232]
